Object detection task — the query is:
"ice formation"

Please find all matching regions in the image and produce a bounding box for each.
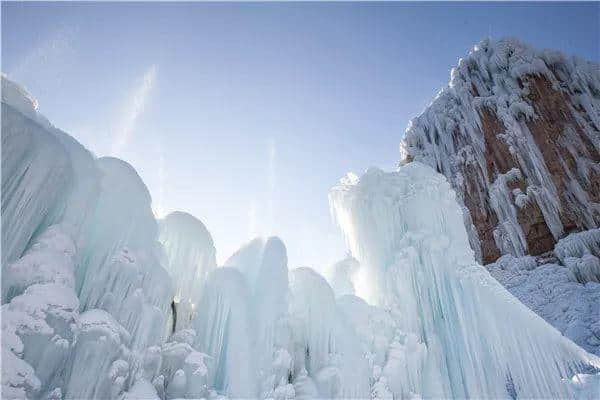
[1,76,179,399]
[402,37,600,264]
[3,48,600,400]
[329,162,600,398]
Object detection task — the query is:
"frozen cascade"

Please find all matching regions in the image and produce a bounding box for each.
[158,211,217,330]
[329,161,600,398]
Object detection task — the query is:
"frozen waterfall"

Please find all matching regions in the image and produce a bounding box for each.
[329,162,600,398]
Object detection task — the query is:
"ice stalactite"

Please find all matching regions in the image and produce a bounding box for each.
[329,161,600,398]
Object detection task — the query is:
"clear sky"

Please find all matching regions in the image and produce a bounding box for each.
[2,2,599,270]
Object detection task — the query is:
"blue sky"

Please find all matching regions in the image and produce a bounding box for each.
[2,2,599,270]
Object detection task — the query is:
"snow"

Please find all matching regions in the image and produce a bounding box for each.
[120,378,160,400]
[63,309,131,399]
[567,373,600,399]
[564,254,600,284]
[2,225,76,303]
[2,347,41,399]
[159,334,212,400]
[489,250,600,357]
[555,228,600,262]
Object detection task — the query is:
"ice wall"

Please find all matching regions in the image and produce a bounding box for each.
[330,162,600,398]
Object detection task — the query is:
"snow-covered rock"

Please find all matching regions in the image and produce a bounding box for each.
[402,37,600,264]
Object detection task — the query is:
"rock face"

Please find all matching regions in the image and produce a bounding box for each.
[402,38,600,264]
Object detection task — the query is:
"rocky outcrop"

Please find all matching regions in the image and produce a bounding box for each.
[402,38,600,264]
